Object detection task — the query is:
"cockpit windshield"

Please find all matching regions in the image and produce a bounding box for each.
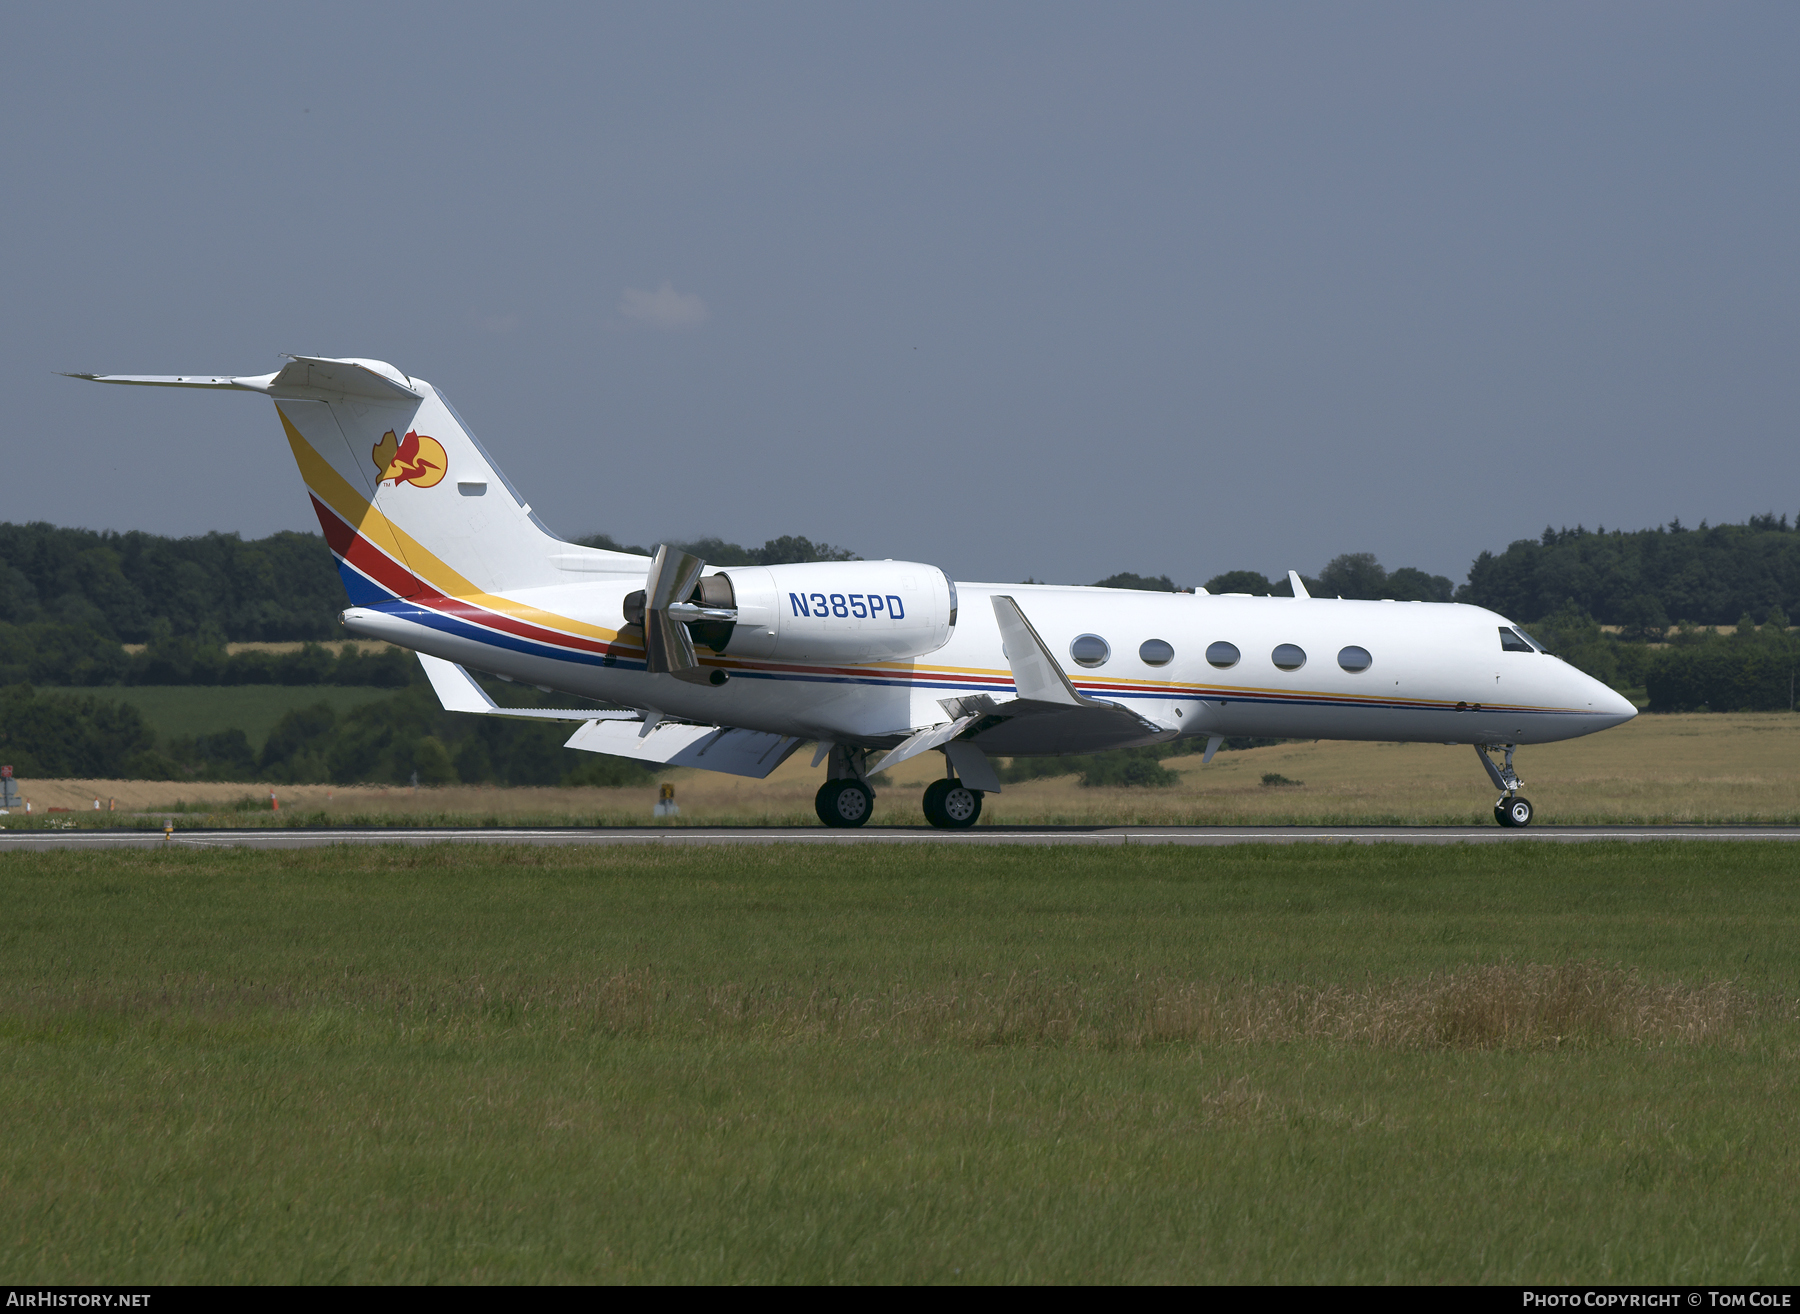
[1499,626,1536,653]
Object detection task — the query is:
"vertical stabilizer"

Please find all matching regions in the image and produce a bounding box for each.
[70,357,650,610]
[268,358,615,603]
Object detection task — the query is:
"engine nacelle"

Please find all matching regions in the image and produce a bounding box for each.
[717,561,957,664]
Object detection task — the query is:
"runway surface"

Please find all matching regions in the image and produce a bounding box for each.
[3,825,1799,850]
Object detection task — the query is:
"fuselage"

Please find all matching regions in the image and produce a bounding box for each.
[343,579,1637,752]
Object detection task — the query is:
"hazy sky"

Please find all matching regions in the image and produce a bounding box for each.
[4,3,1794,588]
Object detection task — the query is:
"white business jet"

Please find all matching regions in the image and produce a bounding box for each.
[70,357,1636,828]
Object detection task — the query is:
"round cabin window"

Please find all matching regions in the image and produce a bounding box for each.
[1070,634,1110,668]
[1205,641,1240,669]
[1139,639,1175,667]
[1272,643,1307,671]
[1337,645,1373,673]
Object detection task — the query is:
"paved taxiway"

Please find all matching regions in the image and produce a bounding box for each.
[3,825,1798,851]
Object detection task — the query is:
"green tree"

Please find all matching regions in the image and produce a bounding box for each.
[1318,553,1388,599]
[1093,572,1177,592]
[410,735,458,786]
[1203,571,1274,595]
[0,686,157,778]
[1384,567,1455,603]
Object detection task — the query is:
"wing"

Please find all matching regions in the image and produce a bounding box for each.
[870,595,1177,778]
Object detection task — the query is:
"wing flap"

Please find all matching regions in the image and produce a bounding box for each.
[867,712,983,776]
[563,719,805,779]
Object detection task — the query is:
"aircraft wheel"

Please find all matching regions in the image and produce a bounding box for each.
[816,779,873,828]
[923,778,982,829]
[1495,796,1533,828]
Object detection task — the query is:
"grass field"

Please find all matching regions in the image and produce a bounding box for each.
[1,840,1797,1283]
[41,685,396,751]
[8,709,1797,826]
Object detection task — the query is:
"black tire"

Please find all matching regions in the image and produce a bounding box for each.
[922,778,982,829]
[922,778,954,827]
[815,779,873,828]
[1494,799,1515,828]
[1502,796,1533,828]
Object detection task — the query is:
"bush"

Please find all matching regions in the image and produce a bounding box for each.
[1078,751,1181,788]
[1646,646,1797,712]
[0,685,157,778]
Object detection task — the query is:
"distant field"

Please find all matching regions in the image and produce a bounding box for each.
[7,709,1797,826]
[41,684,395,751]
[117,640,400,657]
[0,840,1795,1282]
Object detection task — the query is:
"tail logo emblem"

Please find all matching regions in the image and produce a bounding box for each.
[372,430,447,489]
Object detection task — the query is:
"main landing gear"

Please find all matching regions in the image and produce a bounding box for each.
[922,777,983,829]
[815,778,873,828]
[815,743,876,827]
[1476,743,1534,828]
[812,744,987,830]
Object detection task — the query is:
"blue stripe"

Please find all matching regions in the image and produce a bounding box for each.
[333,554,399,608]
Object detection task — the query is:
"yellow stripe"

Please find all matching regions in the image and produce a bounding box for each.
[277,407,620,644]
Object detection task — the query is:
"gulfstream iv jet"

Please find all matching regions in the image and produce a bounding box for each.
[70,357,1636,828]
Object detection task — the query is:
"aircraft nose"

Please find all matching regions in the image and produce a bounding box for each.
[1589,677,1638,728]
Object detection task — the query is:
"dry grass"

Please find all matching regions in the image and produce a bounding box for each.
[6,710,1797,826]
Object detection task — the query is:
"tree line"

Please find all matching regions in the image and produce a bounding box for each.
[2,513,1795,788]
[5,513,1796,652]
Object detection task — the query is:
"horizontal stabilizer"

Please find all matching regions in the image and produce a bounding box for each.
[66,355,422,401]
[418,653,637,723]
[564,719,804,779]
[63,372,259,390]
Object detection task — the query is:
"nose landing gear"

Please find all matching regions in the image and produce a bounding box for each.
[1495,795,1534,828]
[1476,743,1533,828]
[922,777,983,829]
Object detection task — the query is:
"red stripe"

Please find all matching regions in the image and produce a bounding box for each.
[312,496,622,655]
[310,494,424,600]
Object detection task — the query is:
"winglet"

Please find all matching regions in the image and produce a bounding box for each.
[1287,570,1311,599]
[991,596,1104,707]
